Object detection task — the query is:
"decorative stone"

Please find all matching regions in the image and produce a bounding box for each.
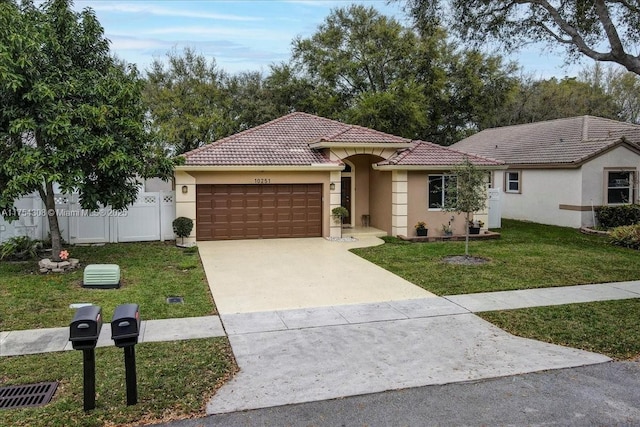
[38,258,80,273]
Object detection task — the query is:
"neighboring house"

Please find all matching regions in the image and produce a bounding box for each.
[175,112,503,242]
[450,116,640,228]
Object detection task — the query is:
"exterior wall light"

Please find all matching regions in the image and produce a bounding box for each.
[181,185,188,194]
[330,182,336,191]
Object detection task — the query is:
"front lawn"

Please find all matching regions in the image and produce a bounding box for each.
[0,242,214,330]
[0,338,237,427]
[0,242,238,426]
[352,219,640,295]
[480,299,640,360]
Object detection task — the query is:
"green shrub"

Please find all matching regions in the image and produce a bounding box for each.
[595,204,640,229]
[331,206,349,221]
[609,224,640,250]
[0,236,43,260]
[172,216,194,244]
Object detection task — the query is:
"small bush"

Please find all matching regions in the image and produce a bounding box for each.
[0,236,43,260]
[331,206,349,220]
[172,216,194,244]
[609,224,640,250]
[595,205,640,229]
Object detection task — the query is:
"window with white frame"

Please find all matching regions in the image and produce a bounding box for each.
[607,171,635,204]
[428,175,455,209]
[505,171,521,193]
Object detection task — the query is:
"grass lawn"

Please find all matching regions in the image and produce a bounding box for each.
[0,338,237,427]
[352,219,640,295]
[0,241,239,425]
[0,242,214,330]
[353,219,640,360]
[480,299,640,360]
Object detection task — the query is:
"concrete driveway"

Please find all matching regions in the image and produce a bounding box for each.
[196,236,611,415]
[198,237,434,314]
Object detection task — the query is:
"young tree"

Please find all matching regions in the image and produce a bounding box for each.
[399,1,640,75]
[0,0,175,261]
[443,158,488,257]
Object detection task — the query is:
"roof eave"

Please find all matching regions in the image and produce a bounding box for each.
[372,164,507,171]
[175,164,344,172]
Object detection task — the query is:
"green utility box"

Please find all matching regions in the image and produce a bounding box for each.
[82,264,121,289]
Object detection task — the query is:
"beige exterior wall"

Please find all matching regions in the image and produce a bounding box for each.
[407,171,468,237]
[369,169,392,234]
[351,155,371,227]
[174,169,332,241]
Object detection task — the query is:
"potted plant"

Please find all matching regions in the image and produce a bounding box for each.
[415,221,428,237]
[441,222,453,237]
[173,216,194,246]
[468,219,483,235]
[331,206,349,223]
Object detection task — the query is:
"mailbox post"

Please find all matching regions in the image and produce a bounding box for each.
[69,305,103,411]
[111,304,141,405]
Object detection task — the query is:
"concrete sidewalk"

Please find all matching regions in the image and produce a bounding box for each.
[0,316,225,357]
[445,280,640,312]
[3,281,640,357]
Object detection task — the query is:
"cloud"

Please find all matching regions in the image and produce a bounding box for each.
[82,2,263,22]
[142,26,293,41]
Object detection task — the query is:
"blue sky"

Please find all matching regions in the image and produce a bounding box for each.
[73,0,587,78]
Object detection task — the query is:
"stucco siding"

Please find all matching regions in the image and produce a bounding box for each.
[407,172,468,237]
[351,155,372,227]
[581,146,640,206]
[496,146,640,228]
[496,169,583,228]
[369,169,392,234]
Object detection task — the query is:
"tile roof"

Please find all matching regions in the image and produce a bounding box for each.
[377,141,504,167]
[450,116,640,166]
[182,112,409,166]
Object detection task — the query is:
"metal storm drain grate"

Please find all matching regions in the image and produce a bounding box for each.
[0,382,58,410]
[166,296,184,304]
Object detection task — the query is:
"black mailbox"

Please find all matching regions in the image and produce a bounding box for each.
[69,305,103,350]
[111,304,141,348]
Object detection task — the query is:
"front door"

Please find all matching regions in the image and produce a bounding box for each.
[341,177,351,225]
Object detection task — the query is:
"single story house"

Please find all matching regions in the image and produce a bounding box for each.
[450,116,640,228]
[175,112,503,242]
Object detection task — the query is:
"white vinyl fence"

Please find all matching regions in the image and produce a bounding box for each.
[0,192,175,244]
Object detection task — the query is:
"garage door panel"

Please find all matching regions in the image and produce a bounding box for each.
[197,184,322,240]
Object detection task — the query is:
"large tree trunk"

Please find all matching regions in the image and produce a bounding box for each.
[39,182,62,262]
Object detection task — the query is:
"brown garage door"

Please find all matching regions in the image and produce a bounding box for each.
[196,184,322,240]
